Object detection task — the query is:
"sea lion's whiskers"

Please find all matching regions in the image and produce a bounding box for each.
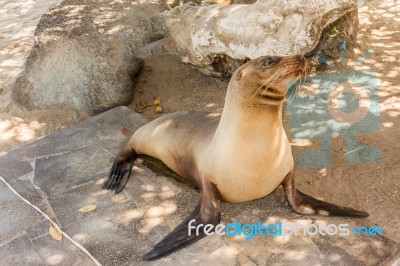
[294,73,305,100]
[293,61,308,100]
[258,70,280,90]
[255,72,283,102]
[261,71,282,94]
[249,70,281,102]
[261,71,282,92]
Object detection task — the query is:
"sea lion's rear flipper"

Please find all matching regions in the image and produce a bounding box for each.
[103,147,138,194]
[143,182,221,261]
[281,171,369,218]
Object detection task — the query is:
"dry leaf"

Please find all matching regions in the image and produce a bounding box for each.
[153,97,161,105]
[49,225,63,241]
[135,101,151,113]
[154,105,163,113]
[78,204,97,213]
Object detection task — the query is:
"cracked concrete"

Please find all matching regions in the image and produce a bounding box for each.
[0,106,399,265]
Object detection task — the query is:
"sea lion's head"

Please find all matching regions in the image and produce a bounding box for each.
[230,55,307,107]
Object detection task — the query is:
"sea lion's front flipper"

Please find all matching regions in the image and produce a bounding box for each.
[282,171,369,218]
[103,147,138,194]
[143,181,221,261]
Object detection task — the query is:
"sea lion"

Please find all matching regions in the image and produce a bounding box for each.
[103,55,368,260]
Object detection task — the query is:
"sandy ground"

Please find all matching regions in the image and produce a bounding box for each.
[0,0,399,246]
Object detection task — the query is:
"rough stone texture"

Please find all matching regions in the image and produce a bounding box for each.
[0,185,45,244]
[32,233,96,266]
[12,0,169,115]
[307,10,359,59]
[163,0,359,77]
[0,107,399,265]
[0,0,63,97]
[0,235,44,265]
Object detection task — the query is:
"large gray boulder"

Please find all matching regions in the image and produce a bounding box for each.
[12,0,168,115]
[163,0,360,77]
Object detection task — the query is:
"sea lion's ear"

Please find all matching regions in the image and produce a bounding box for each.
[235,71,243,81]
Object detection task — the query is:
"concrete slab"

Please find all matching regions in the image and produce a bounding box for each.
[0,185,45,244]
[0,235,44,265]
[33,144,102,196]
[32,234,96,266]
[0,106,399,265]
[0,154,32,180]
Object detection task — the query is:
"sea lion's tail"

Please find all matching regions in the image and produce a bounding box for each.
[120,127,134,138]
[282,171,369,218]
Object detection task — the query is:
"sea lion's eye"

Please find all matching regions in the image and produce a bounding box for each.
[261,57,274,68]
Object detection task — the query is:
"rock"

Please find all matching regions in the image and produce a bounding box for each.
[307,10,359,60]
[163,0,360,77]
[12,0,168,115]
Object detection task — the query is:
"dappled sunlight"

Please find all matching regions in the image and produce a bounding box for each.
[387,70,399,78]
[132,165,145,173]
[206,112,221,118]
[0,0,397,264]
[60,4,85,16]
[0,117,45,143]
[137,185,176,201]
[114,209,144,227]
[386,111,399,117]
[110,192,127,203]
[88,184,127,204]
[208,245,239,259]
[329,253,341,262]
[139,216,165,234]
[90,188,108,197]
[46,253,65,265]
[0,0,62,88]
[150,119,173,137]
[72,233,87,242]
[136,200,177,233]
[146,200,177,218]
[382,122,394,128]
[328,83,371,124]
[278,248,309,261]
[40,0,157,42]
[141,192,157,200]
[319,168,327,177]
[94,178,106,186]
[109,170,179,232]
[379,95,400,116]
[141,184,155,192]
[232,234,247,241]
[290,139,312,147]
[106,25,125,34]
[160,186,176,199]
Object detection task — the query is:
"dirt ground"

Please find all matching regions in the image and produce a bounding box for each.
[0,0,399,246]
